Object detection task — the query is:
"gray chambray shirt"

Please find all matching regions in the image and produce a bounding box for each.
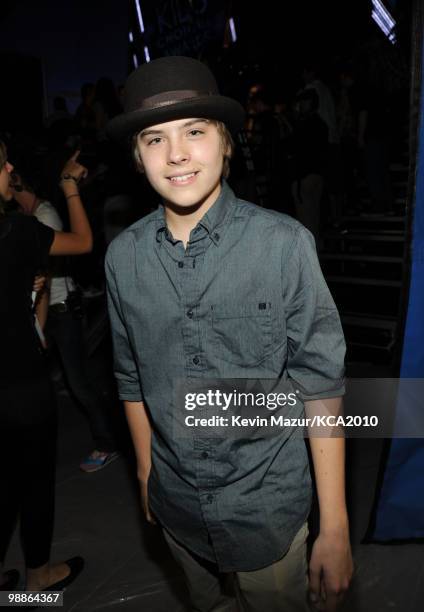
[105,181,345,572]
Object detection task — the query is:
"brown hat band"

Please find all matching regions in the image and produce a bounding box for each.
[132,89,214,111]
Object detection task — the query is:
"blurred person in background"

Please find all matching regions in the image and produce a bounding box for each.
[93,77,122,142]
[290,89,328,243]
[10,170,119,473]
[0,142,91,593]
[75,83,97,142]
[301,61,343,226]
[247,87,281,208]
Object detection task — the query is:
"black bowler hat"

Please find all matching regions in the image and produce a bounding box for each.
[107,56,245,142]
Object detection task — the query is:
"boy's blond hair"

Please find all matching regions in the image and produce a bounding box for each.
[131,120,234,179]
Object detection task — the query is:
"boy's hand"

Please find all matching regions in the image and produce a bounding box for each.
[140,479,157,525]
[308,530,353,611]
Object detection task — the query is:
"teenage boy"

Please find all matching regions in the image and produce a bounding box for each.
[106,56,353,612]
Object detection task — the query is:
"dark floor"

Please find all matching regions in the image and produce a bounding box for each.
[4,341,424,612]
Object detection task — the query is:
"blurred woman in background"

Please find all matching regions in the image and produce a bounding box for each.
[0,141,91,592]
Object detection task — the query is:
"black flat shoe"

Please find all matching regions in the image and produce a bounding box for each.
[44,557,84,592]
[23,558,84,610]
[0,569,20,590]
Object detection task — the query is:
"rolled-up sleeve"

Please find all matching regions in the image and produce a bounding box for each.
[282,226,345,399]
[105,249,144,402]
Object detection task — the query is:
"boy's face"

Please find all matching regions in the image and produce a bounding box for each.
[136,117,228,211]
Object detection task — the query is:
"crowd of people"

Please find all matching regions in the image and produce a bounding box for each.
[240,55,406,240]
[2,40,408,264]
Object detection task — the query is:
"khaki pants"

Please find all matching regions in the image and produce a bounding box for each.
[163,523,310,612]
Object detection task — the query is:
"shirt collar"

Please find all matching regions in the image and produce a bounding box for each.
[155,180,235,245]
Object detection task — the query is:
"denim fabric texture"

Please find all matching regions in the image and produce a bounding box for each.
[105,181,345,571]
[46,310,116,452]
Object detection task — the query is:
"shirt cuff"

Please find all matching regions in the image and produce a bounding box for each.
[118,390,145,403]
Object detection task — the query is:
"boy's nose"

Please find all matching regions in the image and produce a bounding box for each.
[168,140,190,164]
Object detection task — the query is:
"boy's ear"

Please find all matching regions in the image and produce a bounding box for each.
[222,141,232,159]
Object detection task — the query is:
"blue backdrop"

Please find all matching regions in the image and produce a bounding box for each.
[373,34,424,539]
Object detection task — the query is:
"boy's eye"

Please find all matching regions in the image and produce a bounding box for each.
[148,137,162,145]
[188,129,204,136]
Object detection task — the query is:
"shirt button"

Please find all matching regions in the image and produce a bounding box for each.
[207,494,213,503]
[201,451,208,459]
[187,310,194,318]
[213,232,220,240]
[192,356,200,365]
[178,261,184,268]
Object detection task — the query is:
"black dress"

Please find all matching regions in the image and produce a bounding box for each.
[0,213,58,569]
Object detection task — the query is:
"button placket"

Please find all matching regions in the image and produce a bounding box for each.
[177,244,206,374]
[197,452,216,506]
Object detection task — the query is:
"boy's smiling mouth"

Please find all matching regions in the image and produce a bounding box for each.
[167,171,199,184]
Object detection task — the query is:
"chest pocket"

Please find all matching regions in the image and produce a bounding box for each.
[210,301,272,367]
